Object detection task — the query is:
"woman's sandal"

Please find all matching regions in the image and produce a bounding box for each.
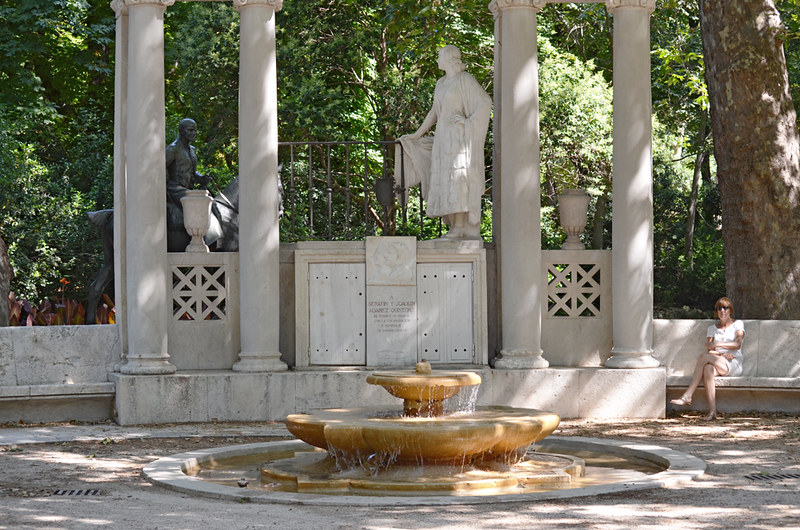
[670,396,692,406]
[705,411,717,421]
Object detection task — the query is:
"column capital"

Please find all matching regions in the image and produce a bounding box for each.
[234,0,283,12]
[114,0,176,12]
[489,0,546,17]
[110,0,127,17]
[605,0,656,14]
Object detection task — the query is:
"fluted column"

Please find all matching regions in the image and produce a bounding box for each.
[110,0,129,363]
[490,0,549,369]
[604,0,660,369]
[120,0,176,374]
[232,0,287,372]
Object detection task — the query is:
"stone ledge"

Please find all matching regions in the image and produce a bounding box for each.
[0,382,116,399]
[667,376,800,389]
[0,383,116,423]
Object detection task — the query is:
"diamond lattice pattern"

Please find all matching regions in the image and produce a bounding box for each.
[172,265,227,321]
[546,263,601,318]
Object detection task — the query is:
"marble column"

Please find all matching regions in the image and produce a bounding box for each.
[119,0,176,374]
[604,0,660,369]
[111,0,129,363]
[490,0,549,369]
[232,0,287,372]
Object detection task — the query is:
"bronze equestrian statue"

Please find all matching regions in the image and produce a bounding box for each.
[85,176,241,324]
[86,118,243,324]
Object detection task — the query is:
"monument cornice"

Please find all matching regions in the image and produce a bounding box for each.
[605,0,656,13]
[233,0,283,11]
[488,0,547,17]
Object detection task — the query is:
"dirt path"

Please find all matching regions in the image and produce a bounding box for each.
[1,413,799,529]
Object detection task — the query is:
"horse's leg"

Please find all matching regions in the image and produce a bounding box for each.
[87,265,113,324]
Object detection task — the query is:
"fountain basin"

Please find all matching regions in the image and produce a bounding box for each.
[142,436,706,505]
[286,405,560,465]
[261,449,584,494]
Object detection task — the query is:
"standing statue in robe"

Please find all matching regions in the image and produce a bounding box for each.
[399,45,492,239]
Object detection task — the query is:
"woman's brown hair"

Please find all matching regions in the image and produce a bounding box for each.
[714,297,735,319]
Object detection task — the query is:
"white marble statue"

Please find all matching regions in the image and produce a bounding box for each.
[399,45,492,239]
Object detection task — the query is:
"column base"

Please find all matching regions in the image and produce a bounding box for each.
[604,350,661,369]
[493,349,550,369]
[232,352,288,372]
[118,358,177,375]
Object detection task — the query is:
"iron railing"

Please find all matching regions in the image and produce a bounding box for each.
[277,140,492,242]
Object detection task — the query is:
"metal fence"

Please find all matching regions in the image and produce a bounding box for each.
[277,141,493,242]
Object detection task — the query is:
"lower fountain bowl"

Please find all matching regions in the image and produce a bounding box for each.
[285,405,561,465]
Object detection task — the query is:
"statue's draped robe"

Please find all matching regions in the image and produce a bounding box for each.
[397,71,491,226]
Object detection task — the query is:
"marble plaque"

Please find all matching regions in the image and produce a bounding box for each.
[366,236,416,286]
[366,237,417,366]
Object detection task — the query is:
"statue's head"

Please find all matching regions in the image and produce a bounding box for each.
[178,118,197,143]
[438,45,464,72]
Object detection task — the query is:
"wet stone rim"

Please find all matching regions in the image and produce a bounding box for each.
[142,436,707,506]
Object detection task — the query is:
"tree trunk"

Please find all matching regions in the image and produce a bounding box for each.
[591,192,608,250]
[700,0,800,318]
[0,236,11,326]
[684,117,707,268]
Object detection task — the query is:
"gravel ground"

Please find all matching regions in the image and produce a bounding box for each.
[1,412,799,529]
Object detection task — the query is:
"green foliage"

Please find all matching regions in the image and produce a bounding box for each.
[652,137,724,312]
[0,117,102,302]
[165,2,240,178]
[0,0,113,303]
[0,0,744,315]
[538,37,613,249]
[777,0,800,116]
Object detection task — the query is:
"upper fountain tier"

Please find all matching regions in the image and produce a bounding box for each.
[366,365,481,416]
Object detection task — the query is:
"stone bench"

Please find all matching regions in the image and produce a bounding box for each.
[0,325,121,422]
[654,319,800,413]
[0,383,117,422]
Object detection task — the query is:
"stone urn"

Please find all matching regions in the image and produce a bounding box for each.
[558,188,591,250]
[180,189,213,252]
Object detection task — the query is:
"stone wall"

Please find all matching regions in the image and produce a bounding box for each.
[0,324,121,422]
[2,312,798,423]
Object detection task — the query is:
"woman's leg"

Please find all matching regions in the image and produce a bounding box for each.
[702,356,729,419]
[703,364,718,416]
[680,353,729,402]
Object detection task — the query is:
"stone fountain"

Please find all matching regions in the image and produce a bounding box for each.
[271,362,579,494]
[142,360,705,503]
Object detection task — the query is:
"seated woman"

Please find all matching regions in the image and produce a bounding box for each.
[670,297,744,421]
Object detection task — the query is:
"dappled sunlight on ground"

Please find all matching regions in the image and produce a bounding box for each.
[1,419,799,528]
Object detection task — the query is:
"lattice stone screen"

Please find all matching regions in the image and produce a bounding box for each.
[541,250,612,366]
[546,262,602,318]
[167,252,240,370]
[172,265,228,321]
